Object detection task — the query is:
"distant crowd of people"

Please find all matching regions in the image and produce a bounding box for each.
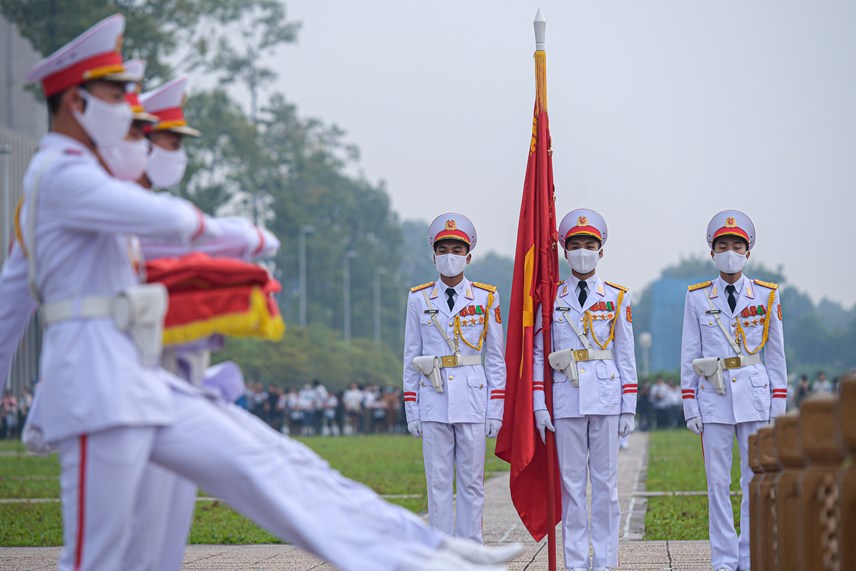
[0,371,847,440]
[1,389,31,439]
[237,379,407,436]
[631,370,844,432]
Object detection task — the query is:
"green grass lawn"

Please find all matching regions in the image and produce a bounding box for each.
[0,434,507,546]
[644,429,742,540]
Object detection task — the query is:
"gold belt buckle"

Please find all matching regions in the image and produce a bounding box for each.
[440,355,459,368]
[723,357,741,369]
[573,349,590,362]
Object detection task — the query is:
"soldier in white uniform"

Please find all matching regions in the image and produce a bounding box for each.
[115,72,279,571]
[403,213,507,542]
[681,210,787,571]
[4,15,521,571]
[532,209,637,571]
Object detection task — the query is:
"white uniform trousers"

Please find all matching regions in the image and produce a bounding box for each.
[421,421,486,542]
[555,415,620,569]
[701,421,763,571]
[56,386,444,571]
[123,464,196,571]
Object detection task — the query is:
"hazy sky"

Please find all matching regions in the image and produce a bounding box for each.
[255,1,856,306]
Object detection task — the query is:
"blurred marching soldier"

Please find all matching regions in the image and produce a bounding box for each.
[403,213,507,542]
[531,209,638,571]
[112,71,281,571]
[0,15,522,571]
[681,210,787,571]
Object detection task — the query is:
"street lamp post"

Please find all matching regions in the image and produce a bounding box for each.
[343,250,357,344]
[373,267,387,344]
[298,225,315,328]
[1,144,12,264]
[638,331,653,380]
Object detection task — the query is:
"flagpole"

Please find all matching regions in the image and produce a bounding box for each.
[534,10,558,571]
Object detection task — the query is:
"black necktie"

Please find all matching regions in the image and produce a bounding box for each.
[578,281,588,307]
[446,288,456,311]
[726,284,737,313]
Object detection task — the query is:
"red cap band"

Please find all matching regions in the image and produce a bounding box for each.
[41,51,123,97]
[152,106,185,125]
[565,225,602,241]
[712,227,749,243]
[435,229,470,244]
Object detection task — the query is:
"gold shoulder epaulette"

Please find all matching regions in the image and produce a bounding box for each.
[410,281,435,293]
[604,280,629,292]
[753,279,778,290]
[472,281,497,293]
[688,280,713,292]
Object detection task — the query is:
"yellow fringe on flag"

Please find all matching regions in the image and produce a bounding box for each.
[163,287,285,346]
[535,50,548,114]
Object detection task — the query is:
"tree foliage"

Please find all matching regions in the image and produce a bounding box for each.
[0,0,299,86]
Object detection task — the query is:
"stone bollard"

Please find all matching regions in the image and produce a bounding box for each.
[839,375,856,571]
[774,411,805,571]
[757,426,781,571]
[749,432,765,571]
[799,394,846,571]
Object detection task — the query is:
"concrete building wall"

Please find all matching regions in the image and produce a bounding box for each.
[0,16,48,139]
[0,16,44,398]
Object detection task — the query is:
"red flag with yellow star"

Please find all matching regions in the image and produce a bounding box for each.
[494,46,561,542]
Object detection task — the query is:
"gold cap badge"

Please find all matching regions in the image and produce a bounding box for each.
[445,219,457,231]
[578,215,588,226]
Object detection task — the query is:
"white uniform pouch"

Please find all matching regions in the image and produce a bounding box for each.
[548,348,579,387]
[692,357,726,395]
[412,355,445,394]
[113,283,168,368]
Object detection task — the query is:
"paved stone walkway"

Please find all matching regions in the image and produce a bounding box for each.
[1,432,712,570]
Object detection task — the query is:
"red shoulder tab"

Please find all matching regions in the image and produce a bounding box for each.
[63,148,83,156]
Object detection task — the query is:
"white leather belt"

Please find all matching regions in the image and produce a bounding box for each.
[571,348,614,362]
[40,296,115,325]
[437,354,482,368]
[722,353,762,370]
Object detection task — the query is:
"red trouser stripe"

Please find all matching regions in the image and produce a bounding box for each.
[74,434,88,571]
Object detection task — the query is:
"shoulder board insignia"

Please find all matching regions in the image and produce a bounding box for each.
[753,279,778,290]
[410,281,435,293]
[688,280,713,292]
[472,282,497,293]
[63,148,83,156]
[604,280,629,292]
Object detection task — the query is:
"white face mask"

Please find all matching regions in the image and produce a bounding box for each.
[566,248,600,274]
[73,89,133,148]
[713,250,748,274]
[100,138,150,181]
[435,253,468,278]
[146,144,187,188]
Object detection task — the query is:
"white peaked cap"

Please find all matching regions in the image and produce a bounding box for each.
[558,208,608,250]
[428,213,478,251]
[706,210,756,250]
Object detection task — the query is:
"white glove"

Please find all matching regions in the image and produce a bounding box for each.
[485,419,502,438]
[686,417,703,435]
[407,420,422,438]
[254,227,281,259]
[619,413,635,437]
[534,410,555,444]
